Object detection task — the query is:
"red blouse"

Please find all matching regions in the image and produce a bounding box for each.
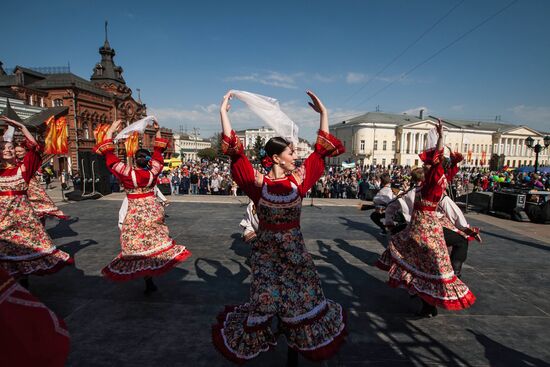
[420,148,446,204]
[221,130,345,203]
[445,151,464,183]
[94,138,168,189]
[0,139,42,184]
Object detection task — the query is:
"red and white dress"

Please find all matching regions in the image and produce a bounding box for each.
[376,148,476,310]
[0,139,73,277]
[0,269,70,366]
[27,171,67,220]
[94,138,191,281]
[212,130,347,363]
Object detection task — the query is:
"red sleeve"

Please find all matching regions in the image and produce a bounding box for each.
[21,139,42,183]
[445,151,463,182]
[94,139,134,188]
[295,130,345,196]
[149,137,169,179]
[421,149,445,201]
[222,130,261,202]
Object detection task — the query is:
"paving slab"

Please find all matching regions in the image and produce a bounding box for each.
[25,197,550,366]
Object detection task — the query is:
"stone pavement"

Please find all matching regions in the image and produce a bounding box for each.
[30,192,550,366]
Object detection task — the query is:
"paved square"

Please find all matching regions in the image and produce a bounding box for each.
[31,197,550,366]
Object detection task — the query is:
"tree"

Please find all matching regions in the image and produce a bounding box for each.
[253,136,265,160]
[197,147,217,161]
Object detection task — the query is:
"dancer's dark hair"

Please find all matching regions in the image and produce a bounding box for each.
[135,148,151,169]
[264,137,291,157]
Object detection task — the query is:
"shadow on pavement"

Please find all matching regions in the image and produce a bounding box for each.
[467,329,550,367]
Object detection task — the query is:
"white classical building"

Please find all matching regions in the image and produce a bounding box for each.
[235,127,313,159]
[329,111,549,169]
[173,133,212,161]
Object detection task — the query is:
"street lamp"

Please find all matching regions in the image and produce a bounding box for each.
[525,135,550,172]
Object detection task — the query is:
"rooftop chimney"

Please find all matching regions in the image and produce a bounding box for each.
[419,109,424,119]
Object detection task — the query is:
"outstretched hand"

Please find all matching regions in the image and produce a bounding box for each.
[220,92,232,113]
[306,90,326,114]
[0,116,24,129]
[436,118,443,135]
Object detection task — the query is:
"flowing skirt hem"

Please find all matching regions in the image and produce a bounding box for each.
[102,245,191,282]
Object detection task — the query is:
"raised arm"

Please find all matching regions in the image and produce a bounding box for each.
[220,92,233,138]
[0,116,37,146]
[0,116,41,181]
[294,91,345,195]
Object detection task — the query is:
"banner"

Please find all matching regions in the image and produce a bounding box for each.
[124,131,139,157]
[44,116,68,154]
[467,150,472,162]
[94,124,110,144]
[481,151,487,165]
[342,162,356,169]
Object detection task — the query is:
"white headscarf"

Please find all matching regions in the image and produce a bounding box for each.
[230,90,299,145]
[2,126,15,142]
[114,116,157,141]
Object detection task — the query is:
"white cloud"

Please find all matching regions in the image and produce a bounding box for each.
[346,72,368,84]
[313,73,338,83]
[509,105,550,131]
[401,106,430,118]
[450,104,464,112]
[224,71,299,89]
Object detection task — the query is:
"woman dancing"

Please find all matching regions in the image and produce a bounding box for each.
[14,142,68,224]
[0,116,73,286]
[212,91,347,364]
[376,119,476,317]
[93,119,191,294]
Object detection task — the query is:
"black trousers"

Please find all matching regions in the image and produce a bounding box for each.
[370,211,386,232]
[443,227,469,277]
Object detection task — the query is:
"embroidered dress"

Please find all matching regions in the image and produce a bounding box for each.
[212,130,347,363]
[94,137,191,281]
[376,148,476,310]
[27,173,67,220]
[0,269,70,366]
[0,140,73,277]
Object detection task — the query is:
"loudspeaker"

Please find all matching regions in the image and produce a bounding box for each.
[79,152,112,196]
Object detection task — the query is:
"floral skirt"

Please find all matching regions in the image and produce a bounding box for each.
[376,210,475,310]
[102,195,191,281]
[0,196,73,277]
[27,176,67,220]
[212,228,346,363]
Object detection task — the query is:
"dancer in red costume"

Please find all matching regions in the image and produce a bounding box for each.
[376,119,476,317]
[0,269,70,367]
[14,143,68,224]
[93,119,191,294]
[0,116,73,284]
[212,91,347,364]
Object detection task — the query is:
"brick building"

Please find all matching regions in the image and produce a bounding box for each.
[0,30,173,175]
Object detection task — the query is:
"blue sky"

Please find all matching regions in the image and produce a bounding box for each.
[4,0,550,140]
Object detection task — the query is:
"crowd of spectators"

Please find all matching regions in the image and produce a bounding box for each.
[110,156,550,199]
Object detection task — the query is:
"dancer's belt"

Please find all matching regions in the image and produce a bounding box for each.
[414,204,437,211]
[259,220,300,231]
[127,191,154,199]
[0,190,27,196]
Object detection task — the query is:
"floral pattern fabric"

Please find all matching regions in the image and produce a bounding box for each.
[376,150,475,310]
[94,138,191,281]
[212,130,347,363]
[0,144,72,277]
[27,174,67,219]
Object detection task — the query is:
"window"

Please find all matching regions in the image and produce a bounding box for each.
[392,141,396,151]
[374,140,378,150]
[360,140,365,152]
[53,99,63,107]
[383,140,387,151]
[463,144,468,153]
[372,158,377,165]
[382,158,386,167]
